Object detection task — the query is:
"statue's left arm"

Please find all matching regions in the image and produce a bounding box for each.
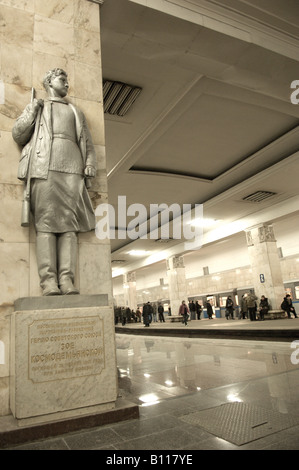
[82,114,97,178]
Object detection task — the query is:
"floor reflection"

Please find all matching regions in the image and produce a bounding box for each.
[116,334,299,412]
[6,334,299,450]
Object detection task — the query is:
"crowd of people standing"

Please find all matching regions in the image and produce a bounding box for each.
[225,293,298,321]
[114,302,168,326]
[225,292,269,321]
[115,292,298,327]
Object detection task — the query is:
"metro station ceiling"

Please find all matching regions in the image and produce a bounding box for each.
[99,0,299,275]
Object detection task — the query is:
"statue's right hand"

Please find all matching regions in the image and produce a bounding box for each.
[31,98,44,115]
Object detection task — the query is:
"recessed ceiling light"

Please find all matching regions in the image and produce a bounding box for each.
[165,380,174,387]
[128,250,150,256]
[187,218,220,228]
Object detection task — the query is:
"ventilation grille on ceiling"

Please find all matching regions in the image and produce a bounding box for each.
[242,191,277,203]
[103,79,142,116]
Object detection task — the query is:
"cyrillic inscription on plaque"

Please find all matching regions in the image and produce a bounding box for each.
[28,316,105,383]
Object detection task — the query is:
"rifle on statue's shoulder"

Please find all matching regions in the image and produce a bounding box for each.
[21,88,42,227]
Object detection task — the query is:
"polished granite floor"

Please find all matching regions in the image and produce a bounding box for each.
[5,333,299,450]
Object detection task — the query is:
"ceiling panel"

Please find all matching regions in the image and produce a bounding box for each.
[130,93,297,179]
[100,0,299,275]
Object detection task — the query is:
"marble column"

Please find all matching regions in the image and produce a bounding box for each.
[123,272,137,310]
[166,255,188,315]
[245,224,285,309]
[0,0,111,418]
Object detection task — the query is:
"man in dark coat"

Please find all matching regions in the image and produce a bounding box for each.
[158,303,165,322]
[281,294,298,319]
[142,302,153,327]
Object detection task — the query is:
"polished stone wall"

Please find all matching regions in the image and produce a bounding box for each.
[113,255,299,309]
[0,0,111,416]
[114,265,254,309]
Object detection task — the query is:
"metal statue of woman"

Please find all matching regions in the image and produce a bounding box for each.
[12,68,97,296]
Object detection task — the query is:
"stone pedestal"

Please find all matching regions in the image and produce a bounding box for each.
[245,224,285,309]
[10,295,118,426]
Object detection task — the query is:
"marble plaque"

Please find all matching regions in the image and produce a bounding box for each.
[29,315,104,383]
[10,306,118,421]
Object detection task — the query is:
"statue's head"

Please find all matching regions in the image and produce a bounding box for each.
[43,68,68,93]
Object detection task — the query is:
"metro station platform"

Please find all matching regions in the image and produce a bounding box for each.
[115,316,299,342]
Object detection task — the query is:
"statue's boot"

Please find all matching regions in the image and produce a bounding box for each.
[58,232,80,295]
[36,232,61,296]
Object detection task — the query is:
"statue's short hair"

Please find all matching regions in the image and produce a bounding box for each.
[43,68,68,91]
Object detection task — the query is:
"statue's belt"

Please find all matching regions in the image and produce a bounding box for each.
[53,133,76,143]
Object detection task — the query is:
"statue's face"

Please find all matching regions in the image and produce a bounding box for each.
[49,74,69,97]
